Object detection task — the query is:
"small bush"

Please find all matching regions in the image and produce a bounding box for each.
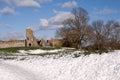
[55,44,62,48]
[83,49,109,55]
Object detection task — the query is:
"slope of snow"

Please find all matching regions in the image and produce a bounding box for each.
[0,50,120,80]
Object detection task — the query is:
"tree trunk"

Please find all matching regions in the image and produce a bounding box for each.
[76,41,82,49]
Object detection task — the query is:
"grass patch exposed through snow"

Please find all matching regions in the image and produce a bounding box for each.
[0,47,61,53]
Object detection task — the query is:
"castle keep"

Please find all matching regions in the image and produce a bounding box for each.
[26,28,38,47]
[0,28,62,48]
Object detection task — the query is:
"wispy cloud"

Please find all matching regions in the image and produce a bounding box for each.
[38,0,52,4]
[0,0,11,5]
[0,7,15,15]
[0,31,25,41]
[61,1,77,8]
[0,24,14,29]
[5,24,14,29]
[14,0,40,8]
[93,8,119,15]
[117,19,120,23]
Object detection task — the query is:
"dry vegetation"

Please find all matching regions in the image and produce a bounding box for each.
[56,7,120,50]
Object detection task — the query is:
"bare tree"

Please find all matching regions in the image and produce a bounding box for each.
[92,20,120,50]
[56,7,120,50]
[56,7,90,49]
[92,20,106,50]
[105,21,120,49]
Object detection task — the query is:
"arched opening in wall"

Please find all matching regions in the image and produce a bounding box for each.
[29,43,31,47]
[37,40,41,46]
[47,40,49,43]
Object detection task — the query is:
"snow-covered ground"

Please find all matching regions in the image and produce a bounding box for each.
[0,50,120,80]
[18,48,64,55]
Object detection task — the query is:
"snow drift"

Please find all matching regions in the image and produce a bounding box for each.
[0,50,120,80]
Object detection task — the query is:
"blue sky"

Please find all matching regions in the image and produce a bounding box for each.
[0,0,120,40]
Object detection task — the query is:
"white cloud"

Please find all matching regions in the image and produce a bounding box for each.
[0,7,15,15]
[35,10,73,31]
[0,0,10,4]
[61,1,77,8]
[14,0,40,8]
[32,10,73,31]
[40,19,49,27]
[49,11,73,25]
[94,8,118,15]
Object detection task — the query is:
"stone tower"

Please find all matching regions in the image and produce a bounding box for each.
[26,28,38,47]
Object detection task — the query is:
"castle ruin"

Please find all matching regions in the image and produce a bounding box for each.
[0,28,62,48]
[26,28,38,47]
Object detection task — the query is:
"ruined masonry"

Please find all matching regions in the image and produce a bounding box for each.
[26,28,38,47]
[0,28,62,48]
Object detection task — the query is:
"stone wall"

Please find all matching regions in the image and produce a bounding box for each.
[0,40,25,48]
[49,39,63,47]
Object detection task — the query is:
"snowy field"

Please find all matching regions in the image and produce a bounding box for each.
[0,49,120,80]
